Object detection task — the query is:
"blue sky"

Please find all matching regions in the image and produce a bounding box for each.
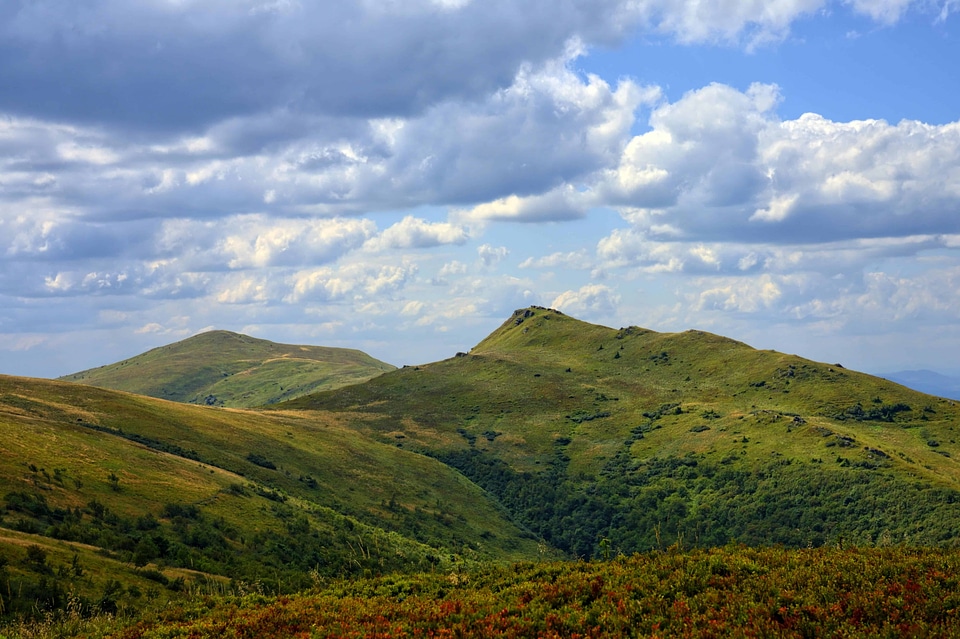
[588,11,960,125]
[1,0,959,379]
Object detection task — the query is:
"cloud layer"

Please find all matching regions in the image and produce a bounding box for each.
[2,0,959,377]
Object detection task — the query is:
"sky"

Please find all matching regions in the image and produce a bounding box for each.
[2,0,960,379]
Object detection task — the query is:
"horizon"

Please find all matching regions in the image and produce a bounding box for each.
[31,309,960,386]
[2,1,959,380]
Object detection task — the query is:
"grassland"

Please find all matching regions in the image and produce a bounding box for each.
[0,373,539,623]
[58,330,395,408]
[278,307,960,556]
[6,306,960,636]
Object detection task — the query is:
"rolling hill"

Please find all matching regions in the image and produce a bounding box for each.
[58,330,395,408]
[0,374,539,619]
[6,305,960,630]
[278,306,960,556]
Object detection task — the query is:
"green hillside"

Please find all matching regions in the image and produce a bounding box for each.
[278,306,960,557]
[59,330,395,408]
[7,306,960,634]
[0,374,539,620]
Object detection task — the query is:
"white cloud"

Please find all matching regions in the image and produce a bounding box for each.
[640,0,950,48]
[694,274,784,313]
[216,276,274,304]
[455,185,591,224]
[596,229,684,272]
[2,2,959,380]
[0,51,650,228]
[596,83,960,248]
[286,261,418,303]
[845,0,915,24]
[439,260,468,277]
[642,0,824,48]
[828,267,960,323]
[10,0,900,140]
[56,142,120,166]
[519,250,590,270]
[135,323,165,334]
[366,215,468,250]
[551,284,621,317]
[478,244,509,268]
[401,300,424,316]
[287,268,355,303]
[4,335,48,352]
[366,264,418,294]
[218,216,376,269]
[751,194,799,223]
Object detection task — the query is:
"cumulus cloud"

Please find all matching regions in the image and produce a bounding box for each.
[217,216,376,269]
[439,261,468,277]
[694,274,785,313]
[216,275,274,304]
[365,215,468,250]
[0,50,649,229]
[455,185,592,225]
[660,259,960,352]
[2,0,959,379]
[286,261,418,303]
[372,53,650,207]
[478,244,509,268]
[551,284,621,317]
[596,83,960,248]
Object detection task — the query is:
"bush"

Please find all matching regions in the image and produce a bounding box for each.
[246,453,277,470]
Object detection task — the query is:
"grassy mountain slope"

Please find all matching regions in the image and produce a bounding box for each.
[59,330,395,408]
[0,374,539,618]
[279,307,960,556]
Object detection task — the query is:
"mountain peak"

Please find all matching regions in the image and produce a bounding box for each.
[59,331,394,407]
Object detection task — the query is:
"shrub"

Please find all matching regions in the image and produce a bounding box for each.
[246,453,277,470]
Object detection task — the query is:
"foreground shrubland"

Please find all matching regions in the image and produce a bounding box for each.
[10,545,955,639]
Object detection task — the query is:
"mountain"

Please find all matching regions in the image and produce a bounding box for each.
[882,369,960,401]
[0,374,538,617]
[59,330,395,408]
[278,306,960,556]
[7,306,960,624]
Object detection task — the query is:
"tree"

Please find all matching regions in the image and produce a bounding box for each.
[133,537,159,568]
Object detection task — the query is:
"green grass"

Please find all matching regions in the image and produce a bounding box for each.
[279,307,960,476]
[0,373,540,624]
[7,305,960,632]
[58,331,395,408]
[276,306,960,556]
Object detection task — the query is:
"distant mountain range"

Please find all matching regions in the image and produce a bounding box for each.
[881,369,960,401]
